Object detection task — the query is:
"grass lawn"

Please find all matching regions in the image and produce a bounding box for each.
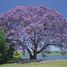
[0,60,67,67]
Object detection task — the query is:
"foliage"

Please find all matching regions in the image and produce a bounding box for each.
[0,29,14,64]
[13,51,22,59]
[0,29,8,63]
[6,44,15,61]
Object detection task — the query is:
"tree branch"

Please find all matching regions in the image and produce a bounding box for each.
[37,44,50,54]
[22,45,32,56]
[17,39,33,56]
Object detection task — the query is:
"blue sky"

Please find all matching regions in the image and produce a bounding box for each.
[0,0,67,19]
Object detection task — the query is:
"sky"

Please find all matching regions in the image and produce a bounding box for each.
[0,0,67,19]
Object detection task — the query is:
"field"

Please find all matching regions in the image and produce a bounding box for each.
[0,60,67,67]
[46,52,67,56]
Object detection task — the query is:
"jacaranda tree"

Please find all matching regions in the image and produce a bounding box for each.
[0,6,67,60]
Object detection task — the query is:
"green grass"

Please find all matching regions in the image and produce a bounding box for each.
[0,60,67,67]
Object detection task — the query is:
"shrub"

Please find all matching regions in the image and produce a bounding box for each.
[0,29,8,63]
[13,51,22,59]
[0,29,15,64]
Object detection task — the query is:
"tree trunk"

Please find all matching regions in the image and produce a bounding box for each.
[30,54,37,60]
[30,49,37,60]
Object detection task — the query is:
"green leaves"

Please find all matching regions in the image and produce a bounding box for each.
[13,51,22,59]
[0,30,6,54]
[0,30,5,44]
[0,29,11,63]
